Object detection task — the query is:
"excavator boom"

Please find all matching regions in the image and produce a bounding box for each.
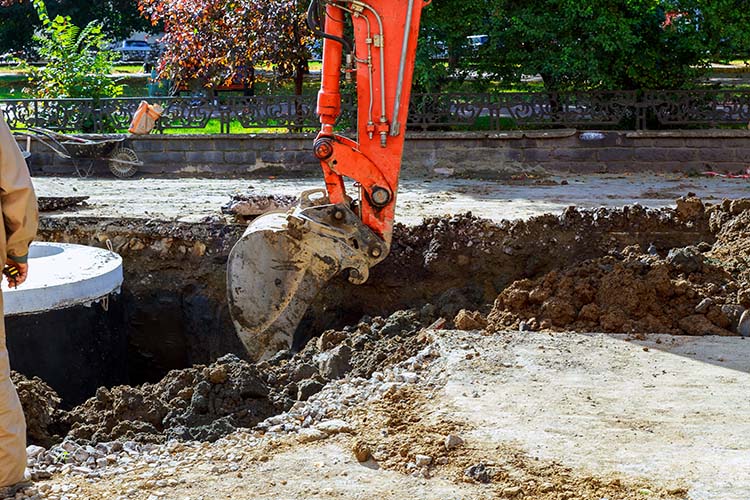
[228,0,427,360]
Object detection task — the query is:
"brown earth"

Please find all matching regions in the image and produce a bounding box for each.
[12,371,66,448]
[25,195,750,449]
[345,386,687,499]
[486,196,750,336]
[16,309,427,446]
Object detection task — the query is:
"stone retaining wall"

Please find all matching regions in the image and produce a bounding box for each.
[19,129,750,178]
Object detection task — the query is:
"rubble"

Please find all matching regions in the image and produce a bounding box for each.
[15,308,428,450]
[221,194,297,222]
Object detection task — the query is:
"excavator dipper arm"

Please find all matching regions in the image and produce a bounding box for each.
[227,0,427,360]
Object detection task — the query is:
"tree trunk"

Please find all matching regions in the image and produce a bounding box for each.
[243,67,255,97]
[294,59,307,96]
[540,72,563,120]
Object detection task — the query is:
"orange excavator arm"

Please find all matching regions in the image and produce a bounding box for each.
[312,0,427,247]
[227,0,427,360]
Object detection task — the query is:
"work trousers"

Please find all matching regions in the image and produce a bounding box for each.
[0,292,26,487]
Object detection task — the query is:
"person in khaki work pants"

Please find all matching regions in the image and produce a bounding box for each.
[0,115,39,495]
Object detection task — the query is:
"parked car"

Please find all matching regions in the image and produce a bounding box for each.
[466,35,489,48]
[111,40,153,62]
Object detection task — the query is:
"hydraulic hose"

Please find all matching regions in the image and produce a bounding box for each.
[307,0,354,54]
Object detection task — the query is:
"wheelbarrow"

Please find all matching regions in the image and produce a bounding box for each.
[22,127,143,178]
[12,133,31,161]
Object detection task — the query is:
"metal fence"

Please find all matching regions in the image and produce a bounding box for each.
[3,90,750,133]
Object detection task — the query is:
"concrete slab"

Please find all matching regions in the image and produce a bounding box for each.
[3,242,123,315]
[31,173,750,224]
[432,330,750,500]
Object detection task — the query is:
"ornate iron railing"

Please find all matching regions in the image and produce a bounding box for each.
[3,90,750,133]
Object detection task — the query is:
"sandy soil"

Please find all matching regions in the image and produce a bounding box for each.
[437,330,750,500]
[35,329,749,500]
[32,173,750,223]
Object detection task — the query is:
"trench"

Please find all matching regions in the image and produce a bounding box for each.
[13,199,719,413]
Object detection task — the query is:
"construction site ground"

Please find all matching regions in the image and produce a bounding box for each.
[15,172,750,500]
[32,172,750,223]
[27,330,750,500]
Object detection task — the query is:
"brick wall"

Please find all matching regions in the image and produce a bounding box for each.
[18,129,750,178]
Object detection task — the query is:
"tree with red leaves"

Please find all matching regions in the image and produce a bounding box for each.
[137,0,261,92]
[137,0,313,95]
[256,0,315,95]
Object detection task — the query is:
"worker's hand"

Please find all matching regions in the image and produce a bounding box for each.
[5,259,28,288]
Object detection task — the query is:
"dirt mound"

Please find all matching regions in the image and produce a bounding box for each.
[60,309,427,445]
[11,371,67,448]
[66,354,274,443]
[484,198,750,335]
[264,309,428,410]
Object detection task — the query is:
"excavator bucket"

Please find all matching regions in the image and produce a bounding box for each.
[227,191,387,361]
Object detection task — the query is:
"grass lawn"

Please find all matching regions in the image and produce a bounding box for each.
[0,65,25,74]
[112,64,148,75]
[160,119,315,135]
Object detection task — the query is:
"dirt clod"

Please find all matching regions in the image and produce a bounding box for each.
[352,439,372,462]
[11,371,66,448]
[453,310,487,330]
[66,354,275,443]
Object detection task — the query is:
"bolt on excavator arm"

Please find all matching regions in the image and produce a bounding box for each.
[227,0,428,360]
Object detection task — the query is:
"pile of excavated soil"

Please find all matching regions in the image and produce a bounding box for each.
[66,354,274,443]
[263,309,428,409]
[487,197,750,336]
[12,372,66,448]
[486,245,739,335]
[23,310,428,446]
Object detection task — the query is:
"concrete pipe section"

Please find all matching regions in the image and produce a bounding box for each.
[2,242,125,406]
[2,242,123,315]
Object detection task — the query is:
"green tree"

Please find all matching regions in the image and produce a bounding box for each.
[414,0,492,92]
[479,1,711,91]
[416,0,750,92]
[52,0,155,42]
[19,0,123,98]
[688,0,750,62]
[0,1,38,54]
[1,0,154,55]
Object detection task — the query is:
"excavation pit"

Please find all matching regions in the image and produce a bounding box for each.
[14,190,750,447]
[9,175,750,498]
